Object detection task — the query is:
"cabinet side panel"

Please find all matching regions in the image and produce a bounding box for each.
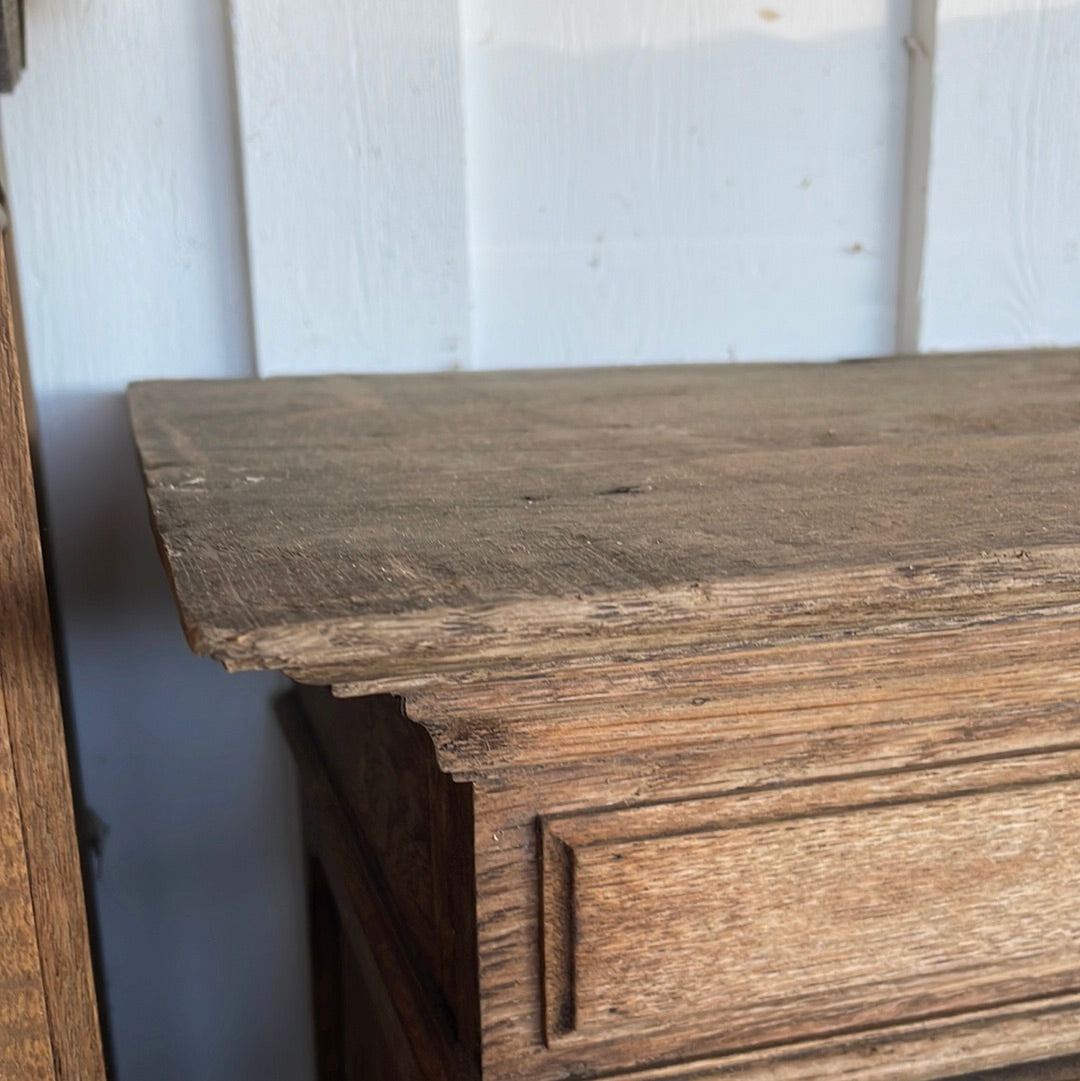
[294,686,480,1062]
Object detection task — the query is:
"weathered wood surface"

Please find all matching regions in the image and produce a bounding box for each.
[958,1060,1080,1081]
[290,688,1080,1081]
[293,685,478,1059]
[129,351,1080,695]
[474,734,1080,1079]
[542,752,1080,1049]
[134,354,1080,1079]
[0,241,106,1076]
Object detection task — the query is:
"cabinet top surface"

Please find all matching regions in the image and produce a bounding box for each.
[129,352,1080,690]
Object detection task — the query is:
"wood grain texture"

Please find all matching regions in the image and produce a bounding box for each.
[135,352,1080,1079]
[585,1018,1080,1081]
[0,241,106,1077]
[287,688,1080,1081]
[956,1059,1080,1081]
[294,686,479,1053]
[129,351,1080,685]
[382,586,1080,779]
[0,688,53,1080]
[542,754,1080,1051]
[472,750,1080,1080]
[279,693,479,1081]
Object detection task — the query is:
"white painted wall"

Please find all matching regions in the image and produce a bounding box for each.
[916,0,1080,351]
[0,3,313,1080]
[231,0,471,375]
[3,0,1080,1078]
[462,0,912,367]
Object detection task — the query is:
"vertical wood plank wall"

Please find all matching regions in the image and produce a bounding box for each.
[230,0,472,375]
[461,0,911,367]
[2,2,1080,1080]
[231,0,1080,374]
[916,0,1080,351]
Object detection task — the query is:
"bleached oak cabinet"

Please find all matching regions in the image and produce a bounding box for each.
[130,354,1080,1081]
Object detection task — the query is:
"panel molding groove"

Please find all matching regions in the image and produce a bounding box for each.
[538,750,1080,1060]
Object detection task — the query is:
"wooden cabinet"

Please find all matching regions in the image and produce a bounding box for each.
[129,354,1080,1080]
[0,240,105,1079]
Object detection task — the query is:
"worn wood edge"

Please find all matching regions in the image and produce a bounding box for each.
[0,237,106,1079]
[276,694,480,1080]
[392,610,1080,781]
[124,347,1080,403]
[171,546,1080,687]
[129,509,1080,775]
[125,381,1080,690]
[588,993,1080,1080]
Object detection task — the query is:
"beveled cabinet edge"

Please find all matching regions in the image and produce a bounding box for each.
[162,541,1080,699]
[360,576,1080,781]
[536,746,1080,1062]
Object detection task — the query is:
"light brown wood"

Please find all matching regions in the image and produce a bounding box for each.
[0,238,106,1078]
[130,353,1080,1080]
[282,685,1080,1081]
[0,685,53,1080]
[542,754,1080,1050]
[472,744,1080,1080]
[128,352,1080,699]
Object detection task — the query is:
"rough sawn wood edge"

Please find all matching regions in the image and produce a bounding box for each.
[129,523,1080,780]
